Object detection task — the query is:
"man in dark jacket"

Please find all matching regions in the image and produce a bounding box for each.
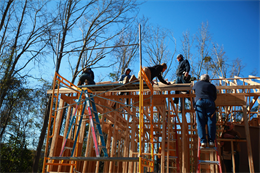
[138,63,170,85]
[174,54,190,104]
[192,74,217,148]
[77,67,95,86]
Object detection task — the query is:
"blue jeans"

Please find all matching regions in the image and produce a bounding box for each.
[195,98,216,143]
[174,75,187,104]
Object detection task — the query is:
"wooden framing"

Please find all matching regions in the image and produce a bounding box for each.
[42,74,260,173]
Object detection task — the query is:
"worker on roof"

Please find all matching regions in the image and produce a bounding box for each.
[138,63,170,85]
[174,54,191,104]
[77,67,95,86]
[119,68,132,84]
[118,68,132,104]
[192,74,217,148]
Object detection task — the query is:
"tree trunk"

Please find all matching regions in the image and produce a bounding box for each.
[32,95,51,172]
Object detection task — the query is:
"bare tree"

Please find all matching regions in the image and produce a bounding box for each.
[0,1,57,172]
[194,21,211,79]
[144,25,177,79]
[108,18,148,81]
[181,30,195,76]
[0,0,54,137]
[50,0,140,83]
[229,57,245,78]
[210,42,227,78]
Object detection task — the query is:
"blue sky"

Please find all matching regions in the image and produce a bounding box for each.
[135,0,259,78]
[39,0,259,83]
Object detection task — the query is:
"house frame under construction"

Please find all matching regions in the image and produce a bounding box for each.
[42,25,259,173]
[42,71,260,173]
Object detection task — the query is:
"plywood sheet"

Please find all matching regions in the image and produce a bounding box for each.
[215,94,245,106]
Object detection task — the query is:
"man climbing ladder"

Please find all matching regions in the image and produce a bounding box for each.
[192,74,221,173]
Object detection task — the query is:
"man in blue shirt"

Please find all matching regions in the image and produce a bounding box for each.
[192,74,217,147]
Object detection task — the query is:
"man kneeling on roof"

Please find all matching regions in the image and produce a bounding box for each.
[77,67,95,86]
[138,63,171,85]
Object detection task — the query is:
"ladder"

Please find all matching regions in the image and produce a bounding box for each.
[164,116,180,173]
[59,89,108,157]
[197,138,222,173]
[59,91,84,156]
[84,90,108,157]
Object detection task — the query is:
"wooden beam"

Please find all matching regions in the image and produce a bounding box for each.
[82,125,92,173]
[49,99,65,158]
[243,105,255,173]
[181,98,188,172]
[161,106,166,173]
[235,76,260,85]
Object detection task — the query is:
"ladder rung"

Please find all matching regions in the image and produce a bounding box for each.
[73,123,79,126]
[64,147,73,150]
[199,160,219,165]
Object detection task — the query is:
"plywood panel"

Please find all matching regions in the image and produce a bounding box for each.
[215,94,245,106]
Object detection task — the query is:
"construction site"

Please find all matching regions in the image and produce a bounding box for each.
[41,26,260,173]
[41,70,260,173]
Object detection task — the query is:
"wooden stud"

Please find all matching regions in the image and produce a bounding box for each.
[242,105,255,173]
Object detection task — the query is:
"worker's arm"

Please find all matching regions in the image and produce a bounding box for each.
[157,74,170,85]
